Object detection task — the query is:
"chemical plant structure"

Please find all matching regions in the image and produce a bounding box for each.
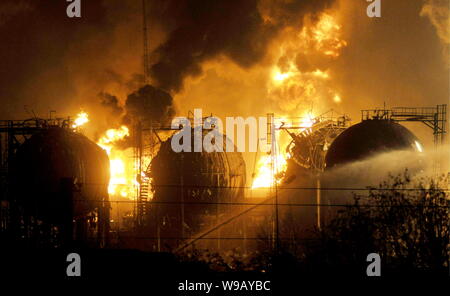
[0,105,446,254]
[0,115,110,248]
[125,104,447,253]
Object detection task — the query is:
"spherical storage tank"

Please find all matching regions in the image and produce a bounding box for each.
[325,119,422,169]
[10,127,110,226]
[318,120,424,226]
[148,130,246,235]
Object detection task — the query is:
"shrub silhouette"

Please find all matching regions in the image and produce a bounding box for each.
[178,172,449,276]
[303,172,449,275]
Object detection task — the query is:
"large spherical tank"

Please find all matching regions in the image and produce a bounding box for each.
[325,120,422,169]
[10,127,110,224]
[148,131,246,234]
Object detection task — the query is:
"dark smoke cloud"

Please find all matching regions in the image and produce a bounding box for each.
[0,0,336,121]
[124,84,175,125]
[99,92,123,117]
[94,85,175,149]
[1,0,447,142]
[148,0,335,92]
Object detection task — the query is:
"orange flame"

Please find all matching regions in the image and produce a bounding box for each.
[251,112,315,189]
[72,111,89,129]
[96,126,138,199]
[251,13,346,190]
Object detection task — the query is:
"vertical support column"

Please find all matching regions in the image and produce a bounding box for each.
[316,177,321,230]
[135,121,144,228]
[216,174,221,251]
[267,113,279,252]
[432,105,447,175]
[142,0,149,84]
[180,153,185,245]
[433,107,440,175]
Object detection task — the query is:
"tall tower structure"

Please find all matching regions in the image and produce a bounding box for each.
[142,0,150,84]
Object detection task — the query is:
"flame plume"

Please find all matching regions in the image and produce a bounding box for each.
[72,111,89,129]
[251,13,346,189]
[96,126,138,199]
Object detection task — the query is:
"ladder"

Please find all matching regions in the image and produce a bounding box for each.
[137,175,150,226]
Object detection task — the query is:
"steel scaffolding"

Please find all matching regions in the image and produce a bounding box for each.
[0,117,73,186]
[361,104,447,147]
[280,110,351,173]
[362,104,447,175]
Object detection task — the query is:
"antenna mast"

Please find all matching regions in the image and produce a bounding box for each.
[142,0,149,84]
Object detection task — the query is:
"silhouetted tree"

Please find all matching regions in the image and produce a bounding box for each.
[306,172,449,274]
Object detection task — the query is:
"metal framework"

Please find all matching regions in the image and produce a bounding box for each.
[274,110,351,230]
[0,117,73,184]
[279,110,351,173]
[361,104,447,147]
[266,113,279,251]
[175,111,351,251]
[142,0,150,84]
[134,115,224,229]
[0,116,111,246]
[136,0,151,225]
[134,121,157,228]
[134,121,186,229]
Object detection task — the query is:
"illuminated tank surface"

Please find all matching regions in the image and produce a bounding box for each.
[10,127,110,224]
[325,120,422,169]
[276,120,424,233]
[147,131,246,240]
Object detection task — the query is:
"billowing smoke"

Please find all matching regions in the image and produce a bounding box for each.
[95,85,175,149]
[124,84,175,125]
[322,150,429,194]
[320,146,449,213]
[148,0,336,92]
[0,0,448,150]
[420,0,450,65]
[421,0,450,45]
[99,92,124,118]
